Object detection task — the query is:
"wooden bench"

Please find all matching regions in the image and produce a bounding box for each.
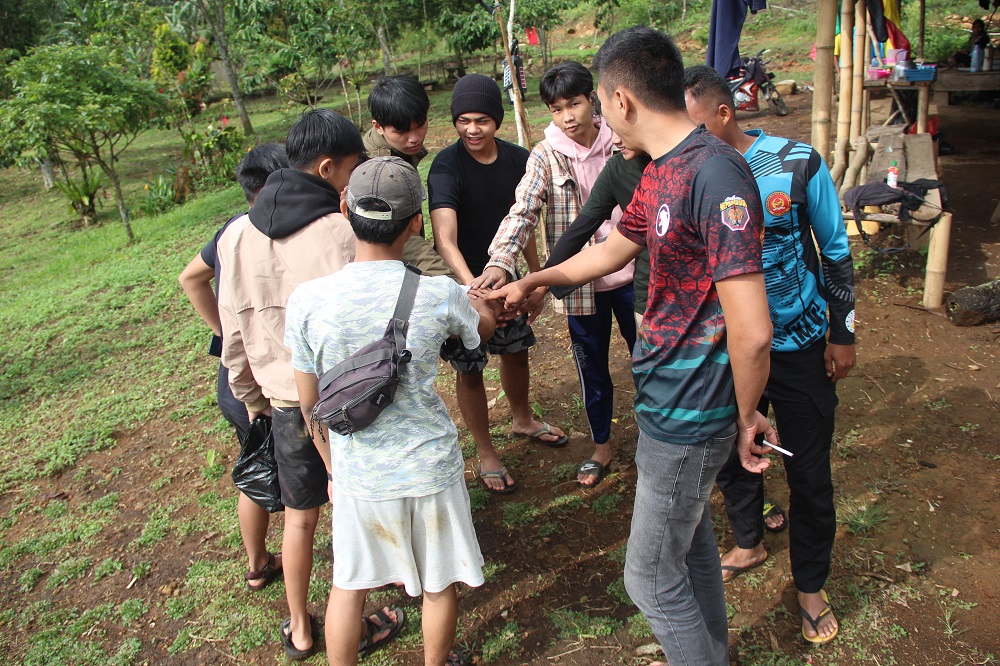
[844,130,953,308]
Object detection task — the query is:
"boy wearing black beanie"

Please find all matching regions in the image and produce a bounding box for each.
[428,74,568,495]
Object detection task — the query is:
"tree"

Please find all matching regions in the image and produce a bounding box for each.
[0,45,169,241]
[0,0,50,55]
[191,0,254,135]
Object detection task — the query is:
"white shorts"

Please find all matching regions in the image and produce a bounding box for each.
[331,479,485,596]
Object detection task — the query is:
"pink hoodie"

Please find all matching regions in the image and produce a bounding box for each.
[544,118,635,292]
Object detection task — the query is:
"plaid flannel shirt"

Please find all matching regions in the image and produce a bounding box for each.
[486,140,596,316]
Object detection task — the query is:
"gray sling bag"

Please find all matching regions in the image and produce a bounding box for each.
[310,264,419,436]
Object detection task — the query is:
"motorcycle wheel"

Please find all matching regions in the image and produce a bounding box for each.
[763,82,788,116]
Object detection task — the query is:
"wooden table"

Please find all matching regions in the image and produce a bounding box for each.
[863,77,933,133]
[933,68,1000,102]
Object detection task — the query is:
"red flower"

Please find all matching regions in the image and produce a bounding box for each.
[221,116,229,126]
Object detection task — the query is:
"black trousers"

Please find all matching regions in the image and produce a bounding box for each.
[715,339,838,594]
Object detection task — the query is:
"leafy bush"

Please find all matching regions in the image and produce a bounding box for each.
[139,175,176,217]
[54,169,103,226]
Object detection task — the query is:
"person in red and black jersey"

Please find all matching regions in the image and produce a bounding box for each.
[489,27,778,666]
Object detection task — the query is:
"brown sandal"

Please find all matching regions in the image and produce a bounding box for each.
[245,552,282,591]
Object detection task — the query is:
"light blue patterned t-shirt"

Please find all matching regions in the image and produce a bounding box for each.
[285,261,480,500]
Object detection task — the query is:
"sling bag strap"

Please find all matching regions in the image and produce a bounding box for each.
[316,264,421,393]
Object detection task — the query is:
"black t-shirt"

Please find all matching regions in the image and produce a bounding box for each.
[427,138,530,277]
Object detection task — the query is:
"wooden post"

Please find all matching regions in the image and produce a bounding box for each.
[923,212,952,309]
[812,0,839,158]
[836,0,854,149]
[850,0,867,143]
[916,83,929,133]
[493,1,532,149]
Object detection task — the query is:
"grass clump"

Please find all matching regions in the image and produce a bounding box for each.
[548,608,622,640]
[480,621,521,663]
[502,501,540,529]
[838,498,888,536]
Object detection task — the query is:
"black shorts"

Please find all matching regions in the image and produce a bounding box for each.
[272,406,328,510]
[439,313,536,375]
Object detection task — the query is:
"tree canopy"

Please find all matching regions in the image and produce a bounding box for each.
[0,44,169,240]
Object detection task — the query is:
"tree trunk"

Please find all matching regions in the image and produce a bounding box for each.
[453,43,466,78]
[946,279,1000,326]
[198,0,253,136]
[377,25,392,76]
[104,164,135,243]
[540,27,549,70]
[39,157,55,190]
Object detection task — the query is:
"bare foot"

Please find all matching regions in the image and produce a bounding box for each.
[245,551,282,590]
[799,590,838,642]
[578,442,612,486]
[720,544,767,583]
[362,606,400,646]
[478,452,515,492]
[511,417,567,445]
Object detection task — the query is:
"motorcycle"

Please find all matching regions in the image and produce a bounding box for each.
[728,49,788,116]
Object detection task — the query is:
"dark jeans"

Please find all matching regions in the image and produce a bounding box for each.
[566,283,637,444]
[218,363,251,443]
[714,339,838,593]
[624,425,737,666]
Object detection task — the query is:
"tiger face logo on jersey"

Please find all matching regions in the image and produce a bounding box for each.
[765,191,792,217]
[655,204,671,237]
[719,196,750,231]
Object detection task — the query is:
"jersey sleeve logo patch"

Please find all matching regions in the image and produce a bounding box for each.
[765,191,792,216]
[845,310,856,334]
[655,204,671,237]
[720,196,750,231]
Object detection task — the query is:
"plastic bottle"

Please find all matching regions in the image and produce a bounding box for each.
[886,161,899,188]
[971,44,983,72]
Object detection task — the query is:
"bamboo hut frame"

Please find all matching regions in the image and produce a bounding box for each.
[814,0,949,308]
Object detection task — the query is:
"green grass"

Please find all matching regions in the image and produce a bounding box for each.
[480,621,522,664]
[547,607,622,640]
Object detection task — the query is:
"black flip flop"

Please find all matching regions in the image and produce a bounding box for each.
[577,459,608,488]
[358,606,407,658]
[763,499,787,533]
[280,615,317,661]
[721,553,769,584]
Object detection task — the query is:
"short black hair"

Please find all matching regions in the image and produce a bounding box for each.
[972,18,985,30]
[592,26,686,113]
[346,197,413,245]
[368,75,430,132]
[285,108,363,170]
[683,65,735,112]
[235,143,289,203]
[539,61,594,106]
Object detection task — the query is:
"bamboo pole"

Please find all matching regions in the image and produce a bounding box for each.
[923,212,953,309]
[493,1,532,150]
[836,0,854,149]
[918,0,926,60]
[850,0,867,143]
[832,0,855,180]
[812,0,839,159]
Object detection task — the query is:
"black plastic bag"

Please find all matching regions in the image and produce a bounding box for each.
[232,415,284,513]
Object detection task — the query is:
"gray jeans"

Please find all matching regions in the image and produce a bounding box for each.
[624,425,737,666]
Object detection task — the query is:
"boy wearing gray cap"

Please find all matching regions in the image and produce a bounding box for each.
[286,157,496,666]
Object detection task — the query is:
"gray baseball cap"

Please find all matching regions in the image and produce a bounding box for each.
[346,156,425,222]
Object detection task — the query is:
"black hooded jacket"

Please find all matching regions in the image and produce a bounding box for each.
[248,168,342,239]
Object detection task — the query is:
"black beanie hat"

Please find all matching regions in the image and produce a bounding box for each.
[450,73,504,128]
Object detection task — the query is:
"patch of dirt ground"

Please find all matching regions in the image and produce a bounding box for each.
[2,88,999,665]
